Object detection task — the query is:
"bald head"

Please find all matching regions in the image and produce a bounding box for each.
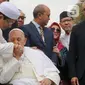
[33,4,50,27]
[33,4,50,18]
[9,28,27,47]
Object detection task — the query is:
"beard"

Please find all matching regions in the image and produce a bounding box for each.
[64,27,72,32]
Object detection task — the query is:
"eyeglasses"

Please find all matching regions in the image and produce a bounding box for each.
[51,28,61,33]
[18,16,26,20]
[5,19,15,25]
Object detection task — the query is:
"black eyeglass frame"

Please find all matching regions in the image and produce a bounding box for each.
[18,16,26,20]
[51,28,61,33]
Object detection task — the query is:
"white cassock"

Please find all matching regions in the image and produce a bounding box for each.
[0,29,19,83]
[0,47,60,85]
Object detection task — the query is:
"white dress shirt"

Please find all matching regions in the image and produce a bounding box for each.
[60,33,71,50]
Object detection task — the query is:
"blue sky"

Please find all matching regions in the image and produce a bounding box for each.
[10,0,78,26]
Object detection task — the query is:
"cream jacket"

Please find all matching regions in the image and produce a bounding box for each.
[0,47,60,85]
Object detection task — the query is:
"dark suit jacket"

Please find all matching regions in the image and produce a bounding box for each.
[67,21,85,80]
[20,22,56,60]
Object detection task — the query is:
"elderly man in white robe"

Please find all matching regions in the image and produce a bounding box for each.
[0,2,24,83]
[0,28,60,85]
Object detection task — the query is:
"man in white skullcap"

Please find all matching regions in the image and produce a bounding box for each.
[0,2,23,85]
[0,1,20,42]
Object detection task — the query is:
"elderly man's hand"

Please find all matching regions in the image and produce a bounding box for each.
[13,44,23,60]
[40,78,53,85]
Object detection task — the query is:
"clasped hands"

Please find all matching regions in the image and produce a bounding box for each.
[13,44,23,60]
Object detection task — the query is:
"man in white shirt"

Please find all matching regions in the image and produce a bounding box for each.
[59,11,74,50]
[0,28,60,85]
[0,2,24,84]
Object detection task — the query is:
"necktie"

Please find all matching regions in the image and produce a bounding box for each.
[39,27,45,42]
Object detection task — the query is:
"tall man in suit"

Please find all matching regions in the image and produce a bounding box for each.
[67,1,85,85]
[20,4,55,59]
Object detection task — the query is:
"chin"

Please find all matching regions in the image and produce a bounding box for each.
[54,36,57,39]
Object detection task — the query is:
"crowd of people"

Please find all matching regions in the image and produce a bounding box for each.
[0,0,85,85]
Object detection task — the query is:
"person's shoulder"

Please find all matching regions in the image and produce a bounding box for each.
[78,20,85,26]
[21,21,32,28]
[73,20,85,29]
[71,21,85,35]
[44,27,53,34]
[24,46,42,53]
[44,27,51,31]
[24,46,35,51]
[24,46,45,59]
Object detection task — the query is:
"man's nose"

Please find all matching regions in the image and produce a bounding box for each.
[14,40,19,44]
[65,21,69,24]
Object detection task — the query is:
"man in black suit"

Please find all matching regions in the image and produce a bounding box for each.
[67,1,85,85]
[20,4,56,60]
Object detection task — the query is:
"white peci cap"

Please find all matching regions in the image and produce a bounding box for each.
[0,2,20,19]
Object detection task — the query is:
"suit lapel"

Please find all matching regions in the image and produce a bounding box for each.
[30,22,46,46]
[43,27,49,45]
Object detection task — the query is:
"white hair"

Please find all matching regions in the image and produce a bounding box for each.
[9,28,25,38]
[9,28,24,34]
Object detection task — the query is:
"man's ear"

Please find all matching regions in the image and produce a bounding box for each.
[38,13,42,17]
[38,13,43,20]
[24,37,27,45]
[38,13,41,16]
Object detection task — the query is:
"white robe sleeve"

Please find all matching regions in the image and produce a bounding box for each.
[0,42,14,54]
[0,29,6,43]
[39,50,60,85]
[46,71,60,85]
[0,29,14,55]
[0,42,20,84]
[0,57,20,84]
[0,42,14,74]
